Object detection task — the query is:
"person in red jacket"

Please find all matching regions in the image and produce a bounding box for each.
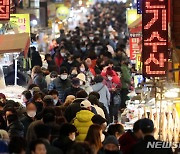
[119,119,143,154]
[101,66,120,85]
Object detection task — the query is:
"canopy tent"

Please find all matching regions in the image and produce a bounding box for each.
[0,33,30,57]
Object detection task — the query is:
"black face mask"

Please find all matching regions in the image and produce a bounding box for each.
[104,150,120,154]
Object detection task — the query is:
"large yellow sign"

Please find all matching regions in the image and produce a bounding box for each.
[10,14,30,34]
[56,5,69,20]
[127,9,141,26]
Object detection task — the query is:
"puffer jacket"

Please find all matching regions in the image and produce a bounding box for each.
[48,77,71,102]
[73,109,94,141]
[33,74,47,91]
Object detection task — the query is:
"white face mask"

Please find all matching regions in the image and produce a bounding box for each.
[80,80,84,85]
[89,37,94,40]
[61,53,66,57]
[60,74,68,80]
[80,68,85,72]
[107,76,113,81]
[27,111,36,118]
[101,134,105,142]
[53,99,58,105]
[68,61,73,64]
[69,132,76,141]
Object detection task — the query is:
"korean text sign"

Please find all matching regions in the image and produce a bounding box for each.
[0,0,10,20]
[142,0,168,77]
[130,37,141,60]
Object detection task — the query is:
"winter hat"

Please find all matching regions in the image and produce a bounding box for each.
[103,135,119,147]
[140,118,154,134]
[80,100,92,109]
[60,66,68,75]
[92,115,107,125]
[106,67,114,76]
[72,78,80,87]
[77,73,86,82]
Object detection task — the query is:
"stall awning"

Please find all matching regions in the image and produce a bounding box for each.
[128,17,142,34]
[0,33,30,57]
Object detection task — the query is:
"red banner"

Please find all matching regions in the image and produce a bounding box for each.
[142,0,168,77]
[0,0,10,20]
[129,37,141,60]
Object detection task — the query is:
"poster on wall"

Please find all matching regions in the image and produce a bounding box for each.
[10,14,30,33]
[0,0,10,20]
[142,0,168,77]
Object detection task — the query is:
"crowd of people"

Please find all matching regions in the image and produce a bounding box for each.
[0,1,175,154]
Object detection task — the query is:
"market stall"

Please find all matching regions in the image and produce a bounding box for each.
[0,33,30,102]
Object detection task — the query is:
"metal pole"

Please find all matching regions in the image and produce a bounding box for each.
[14,55,18,86]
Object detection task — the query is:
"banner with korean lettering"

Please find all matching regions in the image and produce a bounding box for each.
[0,0,10,20]
[10,14,30,34]
[129,37,141,60]
[142,0,168,77]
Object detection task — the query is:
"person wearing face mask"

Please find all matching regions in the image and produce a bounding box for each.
[48,67,71,103]
[78,62,94,83]
[21,102,37,137]
[63,78,82,102]
[53,123,77,153]
[98,135,122,154]
[77,73,93,94]
[54,47,66,70]
[47,90,60,106]
[61,55,77,72]
[103,67,121,123]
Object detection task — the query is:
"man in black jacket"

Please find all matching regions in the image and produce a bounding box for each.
[131,118,173,154]
[64,90,87,123]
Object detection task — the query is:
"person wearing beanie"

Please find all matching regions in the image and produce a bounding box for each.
[63,78,82,102]
[73,100,95,141]
[98,135,121,154]
[131,118,173,154]
[48,66,71,103]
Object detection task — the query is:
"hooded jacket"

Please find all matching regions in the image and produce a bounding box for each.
[73,109,94,141]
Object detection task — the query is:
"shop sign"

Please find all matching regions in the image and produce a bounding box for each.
[127,9,141,26]
[56,5,69,20]
[142,0,168,77]
[10,14,30,34]
[129,37,141,60]
[136,53,142,71]
[0,0,10,20]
